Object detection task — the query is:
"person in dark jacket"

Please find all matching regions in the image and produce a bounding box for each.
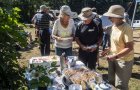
[75,7,103,70]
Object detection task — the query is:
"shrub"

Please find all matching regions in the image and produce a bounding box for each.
[0,7,28,89]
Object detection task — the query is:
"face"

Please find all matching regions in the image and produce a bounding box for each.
[61,13,70,22]
[108,17,123,25]
[45,8,50,13]
[83,18,92,24]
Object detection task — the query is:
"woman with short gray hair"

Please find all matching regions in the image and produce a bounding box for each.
[52,5,75,56]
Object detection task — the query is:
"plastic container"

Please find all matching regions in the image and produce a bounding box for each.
[60,52,67,73]
[69,84,82,90]
[95,82,112,90]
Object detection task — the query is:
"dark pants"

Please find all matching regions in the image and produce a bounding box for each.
[102,33,110,51]
[78,48,98,70]
[55,47,72,57]
[39,29,50,56]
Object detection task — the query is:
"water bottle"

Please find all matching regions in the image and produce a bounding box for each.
[60,52,67,73]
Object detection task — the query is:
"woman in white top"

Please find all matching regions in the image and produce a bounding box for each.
[52,5,75,56]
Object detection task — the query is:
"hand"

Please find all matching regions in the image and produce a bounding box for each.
[101,48,110,56]
[81,45,88,51]
[56,37,63,41]
[89,47,97,52]
[107,55,117,61]
[64,37,73,41]
[68,37,73,40]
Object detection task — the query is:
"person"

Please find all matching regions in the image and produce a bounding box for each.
[32,9,40,41]
[32,5,56,56]
[102,25,111,51]
[100,15,112,51]
[91,7,102,68]
[102,5,134,90]
[52,5,75,56]
[75,7,103,70]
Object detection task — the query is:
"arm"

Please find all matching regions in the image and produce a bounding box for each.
[52,33,61,40]
[31,14,36,24]
[75,24,88,51]
[51,20,63,41]
[107,26,133,60]
[72,20,76,40]
[31,14,39,29]
[48,11,57,21]
[75,37,88,51]
[116,42,133,58]
[107,42,133,60]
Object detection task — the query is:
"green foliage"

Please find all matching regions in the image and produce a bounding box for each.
[0,0,134,23]
[0,7,28,89]
[26,62,57,89]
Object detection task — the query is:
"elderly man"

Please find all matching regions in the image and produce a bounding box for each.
[75,7,103,70]
[32,5,55,56]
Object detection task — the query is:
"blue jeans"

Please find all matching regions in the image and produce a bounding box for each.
[55,47,72,56]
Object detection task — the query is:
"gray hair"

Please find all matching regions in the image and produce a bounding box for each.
[40,5,49,11]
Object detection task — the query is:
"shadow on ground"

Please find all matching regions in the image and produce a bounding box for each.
[131,73,140,79]
[97,66,108,71]
[134,40,140,42]
[102,72,140,81]
[19,41,38,51]
[134,57,140,65]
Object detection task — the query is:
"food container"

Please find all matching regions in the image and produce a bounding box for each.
[69,84,82,90]
[60,53,67,73]
[62,68,101,90]
[67,56,77,68]
[95,82,112,90]
[29,55,60,68]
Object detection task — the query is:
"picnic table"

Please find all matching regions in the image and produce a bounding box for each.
[27,55,116,90]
